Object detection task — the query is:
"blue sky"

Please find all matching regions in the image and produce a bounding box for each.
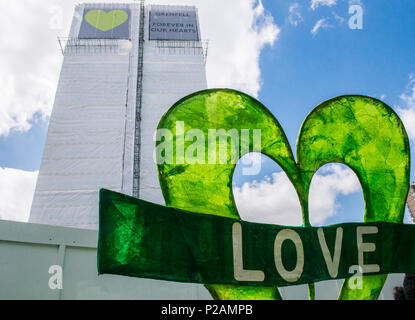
[259,0,415,147]
[0,116,47,171]
[233,0,415,226]
[1,0,415,226]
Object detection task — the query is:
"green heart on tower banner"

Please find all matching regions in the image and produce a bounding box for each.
[85,10,129,32]
[97,89,414,300]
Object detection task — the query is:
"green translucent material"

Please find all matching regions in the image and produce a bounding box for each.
[98,190,415,288]
[157,90,410,300]
[297,96,410,299]
[158,90,296,300]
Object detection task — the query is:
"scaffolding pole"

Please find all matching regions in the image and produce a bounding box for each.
[133,0,145,198]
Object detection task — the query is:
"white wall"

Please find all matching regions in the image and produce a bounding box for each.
[0,220,211,300]
[0,220,403,300]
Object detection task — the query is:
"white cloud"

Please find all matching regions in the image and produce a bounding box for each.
[399,108,415,141]
[404,211,414,224]
[400,74,415,108]
[0,168,38,222]
[311,0,337,10]
[1,0,279,137]
[311,18,333,36]
[148,0,280,96]
[192,0,280,97]
[349,0,363,5]
[234,171,303,226]
[332,11,345,24]
[397,74,415,141]
[233,164,361,226]
[289,3,304,27]
[0,0,64,137]
[308,164,361,225]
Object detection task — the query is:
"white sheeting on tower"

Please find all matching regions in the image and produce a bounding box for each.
[30,3,207,229]
[30,4,136,229]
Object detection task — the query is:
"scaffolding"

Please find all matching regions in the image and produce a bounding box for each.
[57,1,208,198]
[133,0,146,198]
[154,40,209,64]
[57,37,129,55]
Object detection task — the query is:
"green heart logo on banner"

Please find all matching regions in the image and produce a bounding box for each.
[85,10,128,32]
[156,89,410,300]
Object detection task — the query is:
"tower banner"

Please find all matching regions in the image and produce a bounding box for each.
[98,188,415,288]
[79,6,131,39]
[149,5,199,41]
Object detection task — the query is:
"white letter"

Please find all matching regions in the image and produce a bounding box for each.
[241,129,262,176]
[348,265,363,289]
[317,227,343,278]
[240,129,250,156]
[208,129,240,164]
[274,229,304,283]
[349,5,363,30]
[246,305,253,315]
[241,153,262,176]
[185,129,205,164]
[357,226,380,273]
[154,129,174,164]
[232,222,265,282]
[176,121,185,164]
[48,5,63,30]
[48,265,63,290]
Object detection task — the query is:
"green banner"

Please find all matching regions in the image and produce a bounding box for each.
[98,189,415,288]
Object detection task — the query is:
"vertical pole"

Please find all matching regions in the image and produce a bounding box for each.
[133,0,145,198]
[57,244,66,300]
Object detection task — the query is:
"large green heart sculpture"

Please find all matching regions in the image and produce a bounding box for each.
[157,89,410,300]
